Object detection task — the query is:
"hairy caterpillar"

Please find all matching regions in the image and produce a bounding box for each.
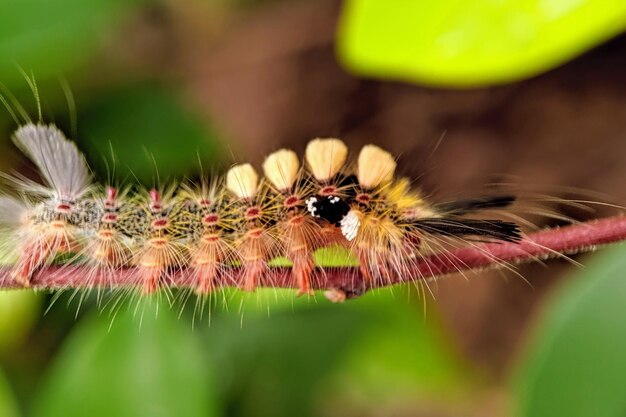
[0,122,530,304]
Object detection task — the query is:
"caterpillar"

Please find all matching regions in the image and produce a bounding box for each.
[0,122,524,302]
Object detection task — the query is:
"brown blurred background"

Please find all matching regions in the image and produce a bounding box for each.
[0,1,625,416]
[164,0,626,377]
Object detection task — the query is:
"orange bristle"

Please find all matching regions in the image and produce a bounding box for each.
[89,187,131,266]
[128,188,190,295]
[227,164,279,292]
[281,216,318,295]
[0,121,530,306]
[263,148,325,295]
[182,181,239,295]
[13,215,79,285]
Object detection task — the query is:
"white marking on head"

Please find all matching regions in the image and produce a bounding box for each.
[306,197,319,217]
[340,210,360,241]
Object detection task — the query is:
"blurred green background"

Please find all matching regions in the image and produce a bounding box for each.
[0,0,626,416]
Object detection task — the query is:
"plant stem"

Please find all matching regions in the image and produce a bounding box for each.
[0,216,625,292]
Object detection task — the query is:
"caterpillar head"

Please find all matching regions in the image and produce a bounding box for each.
[306,195,360,241]
[306,195,349,226]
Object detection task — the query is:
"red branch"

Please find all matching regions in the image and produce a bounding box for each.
[0,216,625,293]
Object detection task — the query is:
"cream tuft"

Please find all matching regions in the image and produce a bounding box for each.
[262,149,300,191]
[226,163,259,199]
[357,145,396,189]
[305,138,347,182]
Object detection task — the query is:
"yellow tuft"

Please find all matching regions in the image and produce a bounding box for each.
[385,178,436,218]
[357,145,396,189]
[262,149,300,191]
[226,163,259,199]
[305,138,348,182]
[385,178,423,208]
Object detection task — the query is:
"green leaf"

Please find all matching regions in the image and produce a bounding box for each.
[321,289,475,410]
[0,366,19,417]
[0,0,141,84]
[0,291,40,353]
[79,86,225,184]
[337,0,626,87]
[203,300,368,417]
[203,288,473,417]
[513,245,626,417]
[32,301,218,417]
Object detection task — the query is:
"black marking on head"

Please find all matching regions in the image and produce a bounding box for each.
[306,195,351,226]
[336,174,359,189]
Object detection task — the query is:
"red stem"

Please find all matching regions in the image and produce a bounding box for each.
[0,216,625,292]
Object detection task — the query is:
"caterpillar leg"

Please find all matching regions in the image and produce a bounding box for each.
[13,248,48,286]
[193,262,217,295]
[138,244,168,295]
[241,259,264,292]
[292,253,314,296]
[324,287,367,303]
[236,227,275,292]
[13,225,76,286]
[138,263,164,295]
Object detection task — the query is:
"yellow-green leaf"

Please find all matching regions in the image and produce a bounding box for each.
[338,0,626,87]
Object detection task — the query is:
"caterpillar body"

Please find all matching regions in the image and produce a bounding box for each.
[0,123,522,301]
